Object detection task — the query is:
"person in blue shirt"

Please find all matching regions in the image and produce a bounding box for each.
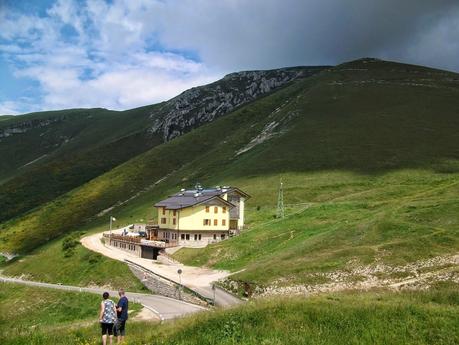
[114,288,129,343]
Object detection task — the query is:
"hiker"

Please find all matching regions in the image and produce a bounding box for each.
[99,292,117,345]
[114,288,129,343]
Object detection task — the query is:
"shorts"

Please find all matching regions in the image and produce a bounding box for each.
[114,320,126,336]
[101,322,114,336]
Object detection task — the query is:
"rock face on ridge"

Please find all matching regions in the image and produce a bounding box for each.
[149,66,327,141]
[0,117,63,138]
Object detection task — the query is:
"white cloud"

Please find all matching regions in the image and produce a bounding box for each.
[0,101,23,115]
[0,0,221,113]
[2,0,459,114]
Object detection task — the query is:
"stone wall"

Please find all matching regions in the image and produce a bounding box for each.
[128,264,206,306]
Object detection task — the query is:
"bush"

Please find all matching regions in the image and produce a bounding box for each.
[62,233,81,257]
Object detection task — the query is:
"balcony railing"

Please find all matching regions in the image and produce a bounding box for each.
[104,233,177,248]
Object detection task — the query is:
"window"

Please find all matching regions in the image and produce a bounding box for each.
[222,219,226,226]
[186,234,190,240]
[194,234,198,241]
[214,206,218,214]
[162,207,166,215]
[205,206,209,213]
[181,234,185,240]
[198,234,202,240]
[221,234,226,240]
[173,218,176,225]
[203,219,211,226]
[222,207,227,214]
[161,217,167,224]
[213,234,217,240]
[214,219,218,226]
[173,210,177,216]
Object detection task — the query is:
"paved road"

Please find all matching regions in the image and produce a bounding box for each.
[195,285,242,307]
[81,232,242,307]
[0,276,205,321]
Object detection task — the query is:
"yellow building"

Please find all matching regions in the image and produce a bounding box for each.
[153,186,250,247]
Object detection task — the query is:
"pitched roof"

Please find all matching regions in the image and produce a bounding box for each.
[154,195,234,210]
[154,186,250,210]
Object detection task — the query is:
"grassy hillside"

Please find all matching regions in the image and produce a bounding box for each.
[1,58,459,290]
[0,67,316,224]
[1,232,148,291]
[2,282,458,344]
[0,282,143,344]
[0,70,307,253]
[0,106,162,222]
[0,115,14,122]
[174,169,459,286]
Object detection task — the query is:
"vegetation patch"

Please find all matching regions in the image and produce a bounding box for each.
[2,234,148,292]
[0,282,142,345]
[2,283,458,345]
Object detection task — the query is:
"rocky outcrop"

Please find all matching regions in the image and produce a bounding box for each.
[149,66,326,141]
[0,117,62,138]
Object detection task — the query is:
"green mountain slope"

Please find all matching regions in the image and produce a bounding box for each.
[0,67,318,224]
[0,115,14,122]
[2,58,459,291]
[0,106,161,222]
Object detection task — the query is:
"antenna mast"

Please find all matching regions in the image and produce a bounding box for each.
[277,178,285,219]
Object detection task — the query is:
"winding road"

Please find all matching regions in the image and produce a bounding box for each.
[0,276,205,321]
[81,231,242,307]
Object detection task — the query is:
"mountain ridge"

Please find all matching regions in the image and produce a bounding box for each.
[0,66,324,223]
[1,58,459,258]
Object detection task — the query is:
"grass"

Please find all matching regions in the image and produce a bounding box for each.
[0,282,143,345]
[1,233,148,292]
[3,58,459,254]
[0,63,308,253]
[172,169,459,285]
[0,66,316,223]
[2,59,459,289]
[2,282,458,344]
[0,106,160,222]
[0,115,14,122]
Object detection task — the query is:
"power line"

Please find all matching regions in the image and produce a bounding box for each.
[276,178,285,219]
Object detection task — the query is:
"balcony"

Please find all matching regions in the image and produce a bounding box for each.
[103,233,177,248]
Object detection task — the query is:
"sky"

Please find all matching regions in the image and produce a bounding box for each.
[1,0,459,115]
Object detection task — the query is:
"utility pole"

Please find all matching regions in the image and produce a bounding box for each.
[277,178,285,219]
[109,216,116,237]
[177,269,183,300]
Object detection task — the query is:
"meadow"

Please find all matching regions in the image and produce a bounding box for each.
[1,281,458,345]
[1,232,148,292]
[4,60,459,289]
[0,282,142,344]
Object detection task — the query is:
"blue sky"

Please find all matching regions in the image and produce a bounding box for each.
[1,0,459,115]
[0,0,221,114]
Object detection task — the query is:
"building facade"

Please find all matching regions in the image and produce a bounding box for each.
[153,186,250,247]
